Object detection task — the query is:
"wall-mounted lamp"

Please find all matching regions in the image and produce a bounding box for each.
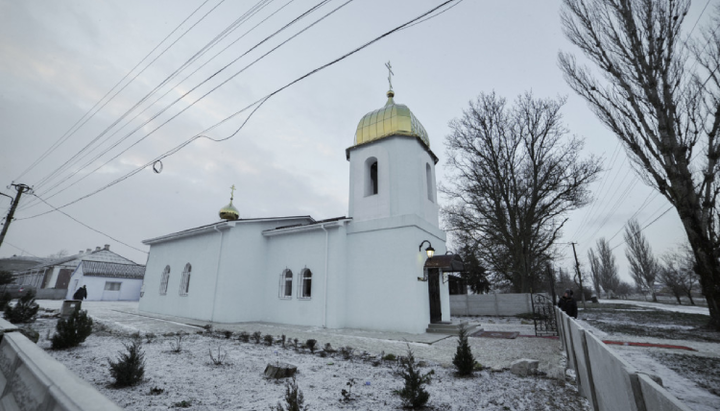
[418,240,435,259]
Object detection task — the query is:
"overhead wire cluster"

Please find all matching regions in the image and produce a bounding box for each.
[6,0,461,254]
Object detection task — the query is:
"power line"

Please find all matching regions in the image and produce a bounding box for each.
[29,194,148,255]
[16,0,460,221]
[26,0,239,194]
[609,206,674,252]
[687,0,712,39]
[1,241,39,258]
[14,0,217,183]
[22,0,330,210]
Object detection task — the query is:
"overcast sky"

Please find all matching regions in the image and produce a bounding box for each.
[0,0,712,284]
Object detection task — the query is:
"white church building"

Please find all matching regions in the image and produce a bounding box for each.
[138,89,458,334]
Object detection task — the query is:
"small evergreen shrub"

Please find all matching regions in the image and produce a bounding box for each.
[0,292,11,311]
[394,345,434,409]
[252,331,262,344]
[273,377,308,411]
[452,323,476,377]
[264,334,274,346]
[145,332,156,344]
[305,339,317,353]
[4,290,39,323]
[281,334,287,348]
[108,339,145,387]
[238,331,250,342]
[51,309,93,349]
[383,353,397,361]
[292,338,299,350]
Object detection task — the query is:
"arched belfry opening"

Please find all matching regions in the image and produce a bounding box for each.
[365,157,378,197]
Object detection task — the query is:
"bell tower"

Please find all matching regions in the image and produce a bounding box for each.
[345,88,439,227]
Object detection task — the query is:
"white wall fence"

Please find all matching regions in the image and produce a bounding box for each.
[555,307,692,411]
[450,293,534,316]
[0,318,120,411]
[36,288,68,300]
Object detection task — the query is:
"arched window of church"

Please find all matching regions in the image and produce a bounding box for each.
[426,163,434,202]
[179,263,191,296]
[279,269,293,299]
[364,157,378,197]
[160,265,170,295]
[299,269,312,299]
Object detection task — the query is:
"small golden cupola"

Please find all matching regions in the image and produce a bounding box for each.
[353,89,430,148]
[219,185,239,221]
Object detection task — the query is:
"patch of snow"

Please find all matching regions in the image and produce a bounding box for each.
[598,300,710,316]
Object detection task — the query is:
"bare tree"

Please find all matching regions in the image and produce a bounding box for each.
[615,281,635,299]
[624,219,660,301]
[46,249,69,259]
[559,0,720,328]
[587,248,603,297]
[660,247,699,305]
[589,238,620,296]
[443,92,602,293]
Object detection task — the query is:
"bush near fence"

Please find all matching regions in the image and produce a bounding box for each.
[555,307,693,411]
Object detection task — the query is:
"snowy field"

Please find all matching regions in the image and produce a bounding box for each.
[30,301,589,410]
[578,302,720,411]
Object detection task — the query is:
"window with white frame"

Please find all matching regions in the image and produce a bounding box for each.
[160,265,170,295]
[299,269,312,299]
[179,263,191,296]
[279,269,293,299]
[104,281,121,291]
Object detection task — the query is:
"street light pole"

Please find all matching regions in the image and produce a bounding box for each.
[0,184,31,250]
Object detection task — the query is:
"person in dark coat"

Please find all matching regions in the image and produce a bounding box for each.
[558,289,577,318]
[73,285,87,300]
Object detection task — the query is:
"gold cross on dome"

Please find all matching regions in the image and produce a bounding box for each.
[385,61,394,91]
[230,184,236,201]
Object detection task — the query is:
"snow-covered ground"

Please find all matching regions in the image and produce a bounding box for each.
[31,301,589,410]
[598,299,711,316]
[578,304,720,411]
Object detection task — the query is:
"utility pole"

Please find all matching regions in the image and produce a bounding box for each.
[547,263,557,305]
[570,242,586,308]
[0,183,31,250]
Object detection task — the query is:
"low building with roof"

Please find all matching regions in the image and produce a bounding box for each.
[13,245,143,299]
[65,260,146,301]
[139,88,459,334]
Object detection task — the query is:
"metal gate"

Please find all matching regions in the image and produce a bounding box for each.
[530,293,558,337]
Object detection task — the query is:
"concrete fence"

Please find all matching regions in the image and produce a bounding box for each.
[450,293,535,316]
[0,318,121,411]
[36,288,68,300]
[555,307,693,411]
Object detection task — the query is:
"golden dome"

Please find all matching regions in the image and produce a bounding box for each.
[354,90,429,148]
[219,201,239,221]
[219,185,239,221]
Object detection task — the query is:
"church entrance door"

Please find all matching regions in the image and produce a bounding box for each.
[427,269,441,323]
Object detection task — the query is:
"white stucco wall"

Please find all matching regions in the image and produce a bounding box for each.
[66,267,143,301]
[139,131,448,334]
[348,136,439,226]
